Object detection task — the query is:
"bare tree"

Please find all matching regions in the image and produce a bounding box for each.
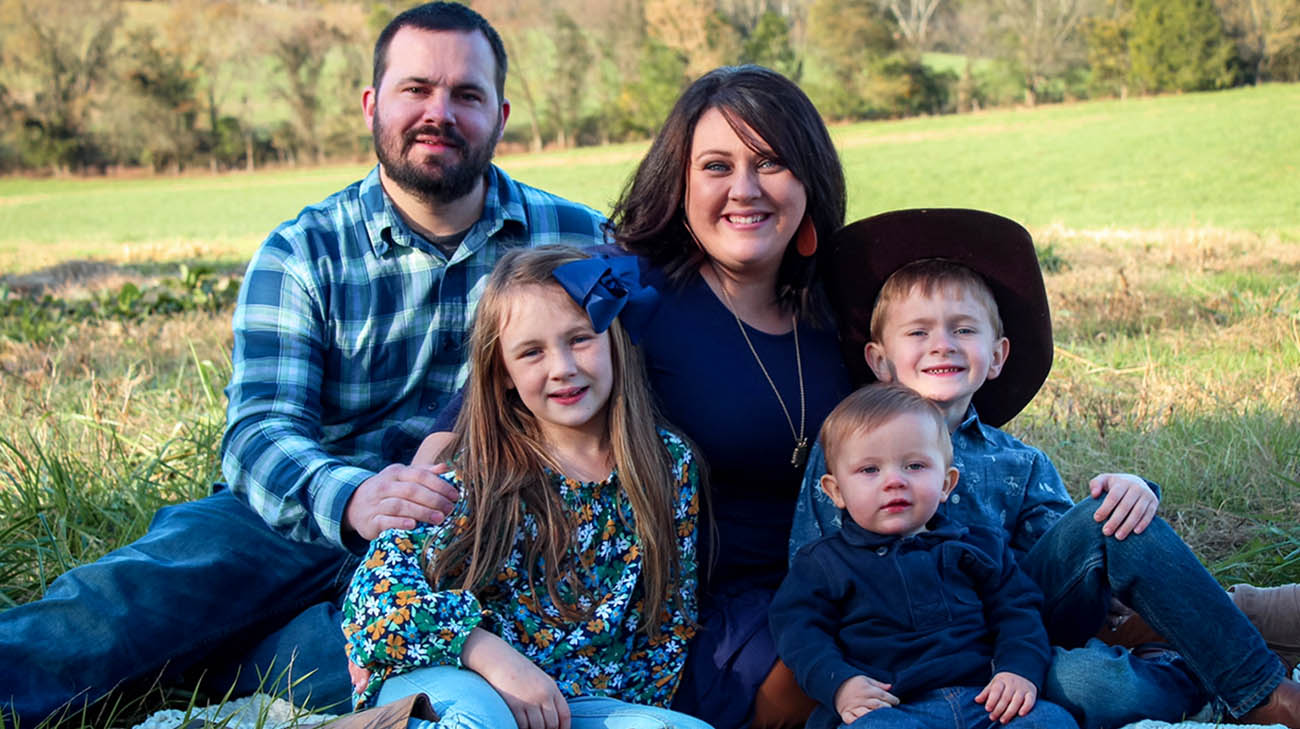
[0,0,124,171]
[882,0,947,52]
[646,0,739,76]
[995,0,1092,104]
[545,10,593,147]
[159,0,257,171]
[268,17,346,165]
[486,0,549,151]
[1215,0,1300,81]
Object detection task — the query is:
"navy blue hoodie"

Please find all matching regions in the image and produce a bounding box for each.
[770,512,1051,710]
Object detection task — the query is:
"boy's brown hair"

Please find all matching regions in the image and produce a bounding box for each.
[820,383,952,474]
[869,258,1004,345]
[825,208,1052,427]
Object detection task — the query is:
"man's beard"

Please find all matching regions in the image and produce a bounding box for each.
[372,109,501,205]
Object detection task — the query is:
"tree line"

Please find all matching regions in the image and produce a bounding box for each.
[1,0,1296,175]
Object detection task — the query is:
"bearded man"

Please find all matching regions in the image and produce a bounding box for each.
[0,4,606,724]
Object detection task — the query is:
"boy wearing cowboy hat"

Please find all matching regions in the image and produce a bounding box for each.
[786,209,1300,729]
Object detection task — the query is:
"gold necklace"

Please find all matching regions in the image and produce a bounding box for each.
[712,273,808,469]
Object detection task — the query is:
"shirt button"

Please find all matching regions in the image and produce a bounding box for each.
[876,547,888,556]
[950,493,961,504]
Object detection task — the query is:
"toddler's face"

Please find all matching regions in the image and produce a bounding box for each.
[865,286,1008,420]
[820,412,958,536]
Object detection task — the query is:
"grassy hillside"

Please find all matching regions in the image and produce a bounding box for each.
[1,83,1296,273]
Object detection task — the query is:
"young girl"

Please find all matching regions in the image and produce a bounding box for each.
[340,247,710,729]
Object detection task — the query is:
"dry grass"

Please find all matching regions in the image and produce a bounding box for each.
[0,223,1297,726]
[0,308,231,462]
[1008,224,1300,583]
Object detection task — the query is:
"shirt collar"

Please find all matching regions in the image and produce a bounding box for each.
[837,511,966,550]
[953,404,990,445]
[360,164,526,260]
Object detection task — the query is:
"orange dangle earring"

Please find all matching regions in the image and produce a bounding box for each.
[795,215,817,257]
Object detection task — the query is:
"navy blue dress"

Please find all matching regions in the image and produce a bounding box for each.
[638,267,852,728]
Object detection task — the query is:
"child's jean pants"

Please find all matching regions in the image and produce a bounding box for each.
[807,686,1076,729]
[378,665,717,729]
[790,475,1289,729]
[1021,497,1286,728]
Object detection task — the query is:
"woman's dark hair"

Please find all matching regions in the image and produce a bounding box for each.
[608,65,846,322]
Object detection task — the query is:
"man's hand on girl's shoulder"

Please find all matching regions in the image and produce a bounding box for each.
[343,463,459,541]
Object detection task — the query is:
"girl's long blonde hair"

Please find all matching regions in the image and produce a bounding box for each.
[430,246,684,635]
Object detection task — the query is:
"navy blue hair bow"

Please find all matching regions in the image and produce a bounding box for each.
[552,256,658,342]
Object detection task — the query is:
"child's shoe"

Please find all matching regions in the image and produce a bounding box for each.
[318,693,438,729]
[1231,583,1300,671]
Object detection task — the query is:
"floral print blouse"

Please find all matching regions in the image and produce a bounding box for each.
[341,429,700,709]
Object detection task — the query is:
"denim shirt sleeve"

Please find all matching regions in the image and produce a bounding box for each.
[1008,447,1074,555]
[221,233,372,547]
[789,442,842,567]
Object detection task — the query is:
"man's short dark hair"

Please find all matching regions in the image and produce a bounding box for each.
[372,2,508,99]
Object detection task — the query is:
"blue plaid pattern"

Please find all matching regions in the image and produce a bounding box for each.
[221,165,607,547]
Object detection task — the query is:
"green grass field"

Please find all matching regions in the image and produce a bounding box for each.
[2,84,1296,272]
[2,83,1299,726]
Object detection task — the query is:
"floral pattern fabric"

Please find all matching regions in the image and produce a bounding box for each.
[341,429,700,709]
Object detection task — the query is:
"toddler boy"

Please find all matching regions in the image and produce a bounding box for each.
[771,383,1078,729]
[790,209,1300,728]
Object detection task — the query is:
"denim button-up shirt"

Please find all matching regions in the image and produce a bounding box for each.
[790,406,1076,565]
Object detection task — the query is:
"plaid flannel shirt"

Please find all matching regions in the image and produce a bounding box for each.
[220,165,607,548]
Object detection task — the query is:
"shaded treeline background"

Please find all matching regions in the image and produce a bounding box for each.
[2,0,1298,175]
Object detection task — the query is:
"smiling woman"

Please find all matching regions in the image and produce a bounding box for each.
[609,66,851,729]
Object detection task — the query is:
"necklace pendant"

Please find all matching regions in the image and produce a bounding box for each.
[791,438,809,470]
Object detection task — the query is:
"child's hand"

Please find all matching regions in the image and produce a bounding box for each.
[976,671,1037,724]
[463,629,570,729]
[346,659,370,694]
[1089,473,1158,539]
[484,652,570,729]
[833,674,898,724]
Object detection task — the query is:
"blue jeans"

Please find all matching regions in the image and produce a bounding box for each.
[379,666,717,729]
[1044,642,1205,729]
[1023,498,1283,726]
[0,489,357,724]
[807,686,1075,729]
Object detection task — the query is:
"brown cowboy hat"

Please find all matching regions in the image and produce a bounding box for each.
[825,208,1052,427]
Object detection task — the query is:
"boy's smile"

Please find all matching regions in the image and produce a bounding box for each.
[866,286,1009,430]
[820,411,959,536]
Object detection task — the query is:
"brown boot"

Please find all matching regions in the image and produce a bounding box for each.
[1234,677,1300,727]
[1231,583,1300,671]
[315,693,438,729]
